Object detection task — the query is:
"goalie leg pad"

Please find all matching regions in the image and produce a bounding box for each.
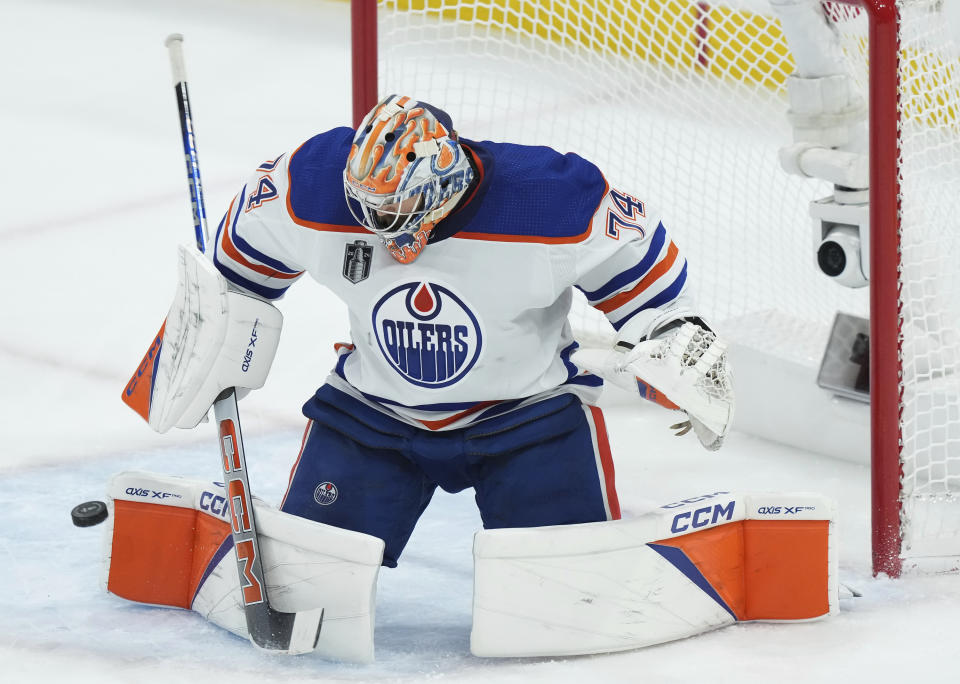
[103,471,385,663]
[471,492,836,657]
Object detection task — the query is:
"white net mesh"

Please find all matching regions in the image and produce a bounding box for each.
[379,0,866,353]
[375,0,960,562]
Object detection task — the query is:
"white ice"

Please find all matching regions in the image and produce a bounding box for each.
[2,1,959,682]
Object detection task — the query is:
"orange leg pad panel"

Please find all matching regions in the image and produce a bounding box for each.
[743,519,831,620]
[653,518,832,621]
[652,522,748,620]
[107,499,231,609]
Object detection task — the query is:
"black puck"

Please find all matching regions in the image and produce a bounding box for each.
[71,500,108,527]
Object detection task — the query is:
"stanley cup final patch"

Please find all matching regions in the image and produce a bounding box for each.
[343,240,373,283]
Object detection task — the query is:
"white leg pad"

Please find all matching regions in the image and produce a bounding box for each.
[103,471,384,663]
[471,492,837,657]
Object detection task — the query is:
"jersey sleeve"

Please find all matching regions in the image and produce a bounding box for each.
[211,153,306,301]
[574,187,698,343]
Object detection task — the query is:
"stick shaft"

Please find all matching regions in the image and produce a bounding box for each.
[214,390,300,648]
[165,34,209,253]
[162,34,320,653]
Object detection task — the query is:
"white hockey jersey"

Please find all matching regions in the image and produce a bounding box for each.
[213,128,695,430]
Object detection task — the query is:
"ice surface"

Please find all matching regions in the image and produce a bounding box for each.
[1,1,959,682]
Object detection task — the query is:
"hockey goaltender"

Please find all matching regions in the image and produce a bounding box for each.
[107,92,836,662]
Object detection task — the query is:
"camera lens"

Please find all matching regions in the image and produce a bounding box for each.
[818,240,847,276]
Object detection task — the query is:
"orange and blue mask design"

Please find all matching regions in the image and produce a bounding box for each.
[347,97,449,195]
[344,95,474,264]
[384,221,436,264]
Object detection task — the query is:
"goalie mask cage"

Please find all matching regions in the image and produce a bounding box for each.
[351,0,960,577]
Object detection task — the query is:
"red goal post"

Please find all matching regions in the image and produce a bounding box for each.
[351,0,960,578]
[831,0,901,580]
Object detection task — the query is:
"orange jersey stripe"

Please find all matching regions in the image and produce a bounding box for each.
[416,400,499,431]
[220,195,303,280]
[596,241,680,314]
[452,230,592,245]
[588,405,621,520]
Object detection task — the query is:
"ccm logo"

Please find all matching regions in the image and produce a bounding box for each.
[757,506,817,515]
[199,490,229,519]
[671,501,736,533]
[124,328,163,397]
[124,487,182,500]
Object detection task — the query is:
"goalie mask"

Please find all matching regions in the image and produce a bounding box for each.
[344,95,475,264]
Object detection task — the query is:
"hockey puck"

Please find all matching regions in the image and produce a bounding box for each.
[71,500,108,528]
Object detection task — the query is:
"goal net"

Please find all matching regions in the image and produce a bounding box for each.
[355,0,960,575]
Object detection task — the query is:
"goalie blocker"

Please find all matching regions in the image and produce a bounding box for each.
[121,245,282,433]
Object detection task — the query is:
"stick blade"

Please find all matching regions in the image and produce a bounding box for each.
[248,606,324,655]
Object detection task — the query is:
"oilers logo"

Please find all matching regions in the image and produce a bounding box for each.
[372,282,483,388]
[314,482,338,506]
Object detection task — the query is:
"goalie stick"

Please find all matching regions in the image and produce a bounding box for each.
[163,33,324,654]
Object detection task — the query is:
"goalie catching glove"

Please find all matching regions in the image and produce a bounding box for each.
[572,322,734,450]
[122,245,282,432]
